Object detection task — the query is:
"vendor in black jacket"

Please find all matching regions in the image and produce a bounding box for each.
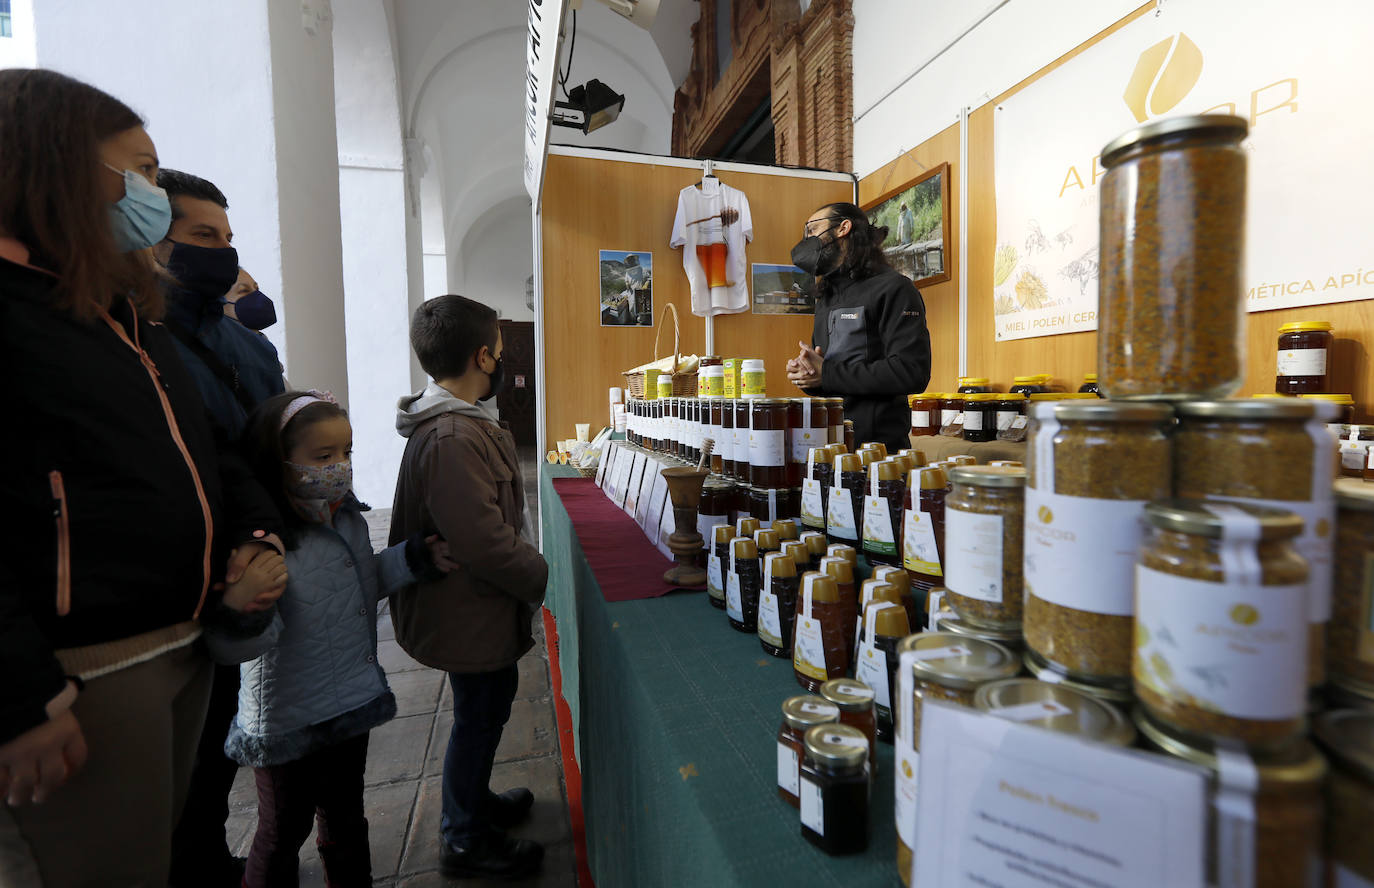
[786,202,932,453]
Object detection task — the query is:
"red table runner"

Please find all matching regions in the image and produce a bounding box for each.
[551,477,679,602]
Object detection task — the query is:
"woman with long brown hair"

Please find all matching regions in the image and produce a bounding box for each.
[0,69,288,886]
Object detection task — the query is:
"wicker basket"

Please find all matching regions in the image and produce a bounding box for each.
[575,464,599,479]
[622,303,698,397]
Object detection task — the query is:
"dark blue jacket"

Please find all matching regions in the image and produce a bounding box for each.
[164,284,285,437]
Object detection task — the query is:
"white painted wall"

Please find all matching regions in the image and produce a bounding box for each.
[851,0,1145,177]
[457,197,535,321]
[423,253,448,298]
[0,0,36,68]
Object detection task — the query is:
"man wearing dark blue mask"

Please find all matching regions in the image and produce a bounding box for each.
[223,266,278,332]
[154,169,286,888]
[153,170,285,438]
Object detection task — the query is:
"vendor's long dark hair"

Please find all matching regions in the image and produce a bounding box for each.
[815,202,892,297]
[0,69,163,321]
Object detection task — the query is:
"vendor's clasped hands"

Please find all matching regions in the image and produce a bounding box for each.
[786,341,824,389]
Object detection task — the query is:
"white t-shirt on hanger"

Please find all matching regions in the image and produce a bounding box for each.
[670,178,754,317]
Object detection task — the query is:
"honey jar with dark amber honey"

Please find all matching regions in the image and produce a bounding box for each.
[750,398,789,488]
[863,458,906,566]
[708,525,734,611]
[793,573,850,692]
[828,453,864,542]
[760,550,801,659]
[777,695,840,807]
[726,537,762,634]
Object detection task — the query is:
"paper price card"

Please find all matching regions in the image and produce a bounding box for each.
[912,702,1206,888]
[595,442,616,489]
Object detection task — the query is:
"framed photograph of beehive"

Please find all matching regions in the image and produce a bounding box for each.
[862,162,951,289]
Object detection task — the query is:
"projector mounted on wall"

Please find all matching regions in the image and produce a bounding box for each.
[588,0,658,30]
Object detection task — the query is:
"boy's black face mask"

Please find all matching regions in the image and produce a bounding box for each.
[479,356,506,402]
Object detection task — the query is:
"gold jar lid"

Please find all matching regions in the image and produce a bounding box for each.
[963,392,1000,402]
[1083,373,1098,383]
[801,531,828,556]
[772,519,799,541]
[1028,393,1066,401]
[731,538,758,559]
[942,394,967,403]
[802,571,840,603]
[1278,321,1333,334]
[997,392,1027,401]
[858,449,880,468]
[826,544,857,566]
[1012,376,1040,384]
[1037,400,1174,422]
[782,695,841,731]
[1143,499,1303,540]
[863,582,903,607]
[826,443,849,457]
[820,678,877,712]
[890,454,914,477]
[822,557,854,585]
[873,566,910,589]
[949,455,977,467]
[1133,707,1326,788]
[909,393,941,405]
[802,724,869,769]
[836,452,863,474]
[1100,113,1248,166]
[782,540,810,570]
[1314,710,1374,783]
[951,465,1026,488]
[1299,393,1354,405]
[1335,478,1374,512]
[736,516,761,538]
[872,458,904,482]
[912,466,948,490]
[872,604,912,638]
[712,525,735,545]
[751,397,791,408]
[1175,399,1321,422]
[900,448,927,466]
[898,632,1020,690]
[754,529,781,552]
[960,377,991,386]
[766,550,798,578]
[974,678,1135,747]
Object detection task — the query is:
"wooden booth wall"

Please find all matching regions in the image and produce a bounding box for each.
[862,2,1374,420]
[540,152,854,444]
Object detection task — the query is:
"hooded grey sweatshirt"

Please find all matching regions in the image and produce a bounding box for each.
[394,382,535,544]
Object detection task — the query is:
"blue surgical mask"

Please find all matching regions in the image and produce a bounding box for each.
[232,289,277,331]
[104,164,172,252]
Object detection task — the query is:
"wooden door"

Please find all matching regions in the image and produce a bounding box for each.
[498,320,536,447]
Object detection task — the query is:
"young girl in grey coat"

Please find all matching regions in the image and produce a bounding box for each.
[212,391,452,887]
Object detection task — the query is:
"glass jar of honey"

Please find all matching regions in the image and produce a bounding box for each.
[760,550,801,658]
[1276,321,1334,395]
[993,393,1026,436]
[726,537,762,634]
[1009,375,1049,396]
[938,395,966,437]
[961,393,1000,443]
[772,518,799,543]
[909,393,941,438]
[749,398,789,488]
[788,398,828,488]
[863,458,906,566]
[697,479,733,558]
[800,531,828,573]
[855,601,911,742]
[794,572,850,692]
[957,377,993,394]
[777,695,840,807]
[904,466,948,595]
[822,556,858,667]
[825,398,846,446]
[732,400,751,483]
[799,724,871,855]
[820,679,878,772]
[1078,373,1101,396]
[828,453,865,543]
[708,399,726,473]
[720,398,736,477]
[749,486,799,529]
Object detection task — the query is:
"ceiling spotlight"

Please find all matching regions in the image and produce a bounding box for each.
[552,79,625,134]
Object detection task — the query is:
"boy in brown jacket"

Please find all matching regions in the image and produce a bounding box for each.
[389,295,549,879]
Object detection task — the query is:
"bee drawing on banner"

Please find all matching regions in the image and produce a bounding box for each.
[1025,220,1049,254]
[1059,250,1100,296]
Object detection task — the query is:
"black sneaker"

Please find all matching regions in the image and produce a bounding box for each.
[440,833,544,880]
[488,787,535,830]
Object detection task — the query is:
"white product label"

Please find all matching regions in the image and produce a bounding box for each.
[800,479,826,528]
[726,572,744,621]
[759,557,783,646]
[707,553,724,600]
[1277,347,1328,377]
[964,411,985,431]
[778,742,800,796]
[1023,489,1146,616]
[862,495,897,555]
[793,616,828,680]
[718,423,733,461]
[1011,415,1029,429]
[1342,441,1371,470]
[697,514,727,553]
[940,408,958,426]
[827,487,858,540]
[945,508,1004,603]
[800,775,824,835]
[911,410,932,429]
[989,699,1074,723]
[1134,565,1307,720]
[749,429,786,467]
[830,424,844,445]
[732,425,747,460]
[926,589,945,632]
[1214,745,1259,888]
[1210,495,1334,623]
[790,427,823,463]
[894,649,920,847]
[799,701,839,717]
[856,640,891,709]
[910,644,973,662]
[996,410,1019,431]
[903,508,942,576]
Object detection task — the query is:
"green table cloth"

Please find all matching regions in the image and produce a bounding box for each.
[541,464,901,887]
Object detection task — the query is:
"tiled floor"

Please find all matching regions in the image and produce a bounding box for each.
[224,448,576,886]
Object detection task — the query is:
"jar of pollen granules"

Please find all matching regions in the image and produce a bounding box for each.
[1314,710,1374,887]
[1023,400,1173,687]
[1135,500,1309,748]
[1136,707,1326,888]
[1331,479,1374,693]
[1174,399,1339,688]
[1097,114,1249,401]
[944,466,1027,631]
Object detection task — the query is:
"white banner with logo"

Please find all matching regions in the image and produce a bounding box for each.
[992,0,1374,341]
[523,0,567,205]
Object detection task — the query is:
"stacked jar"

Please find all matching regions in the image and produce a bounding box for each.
[1022,400,1173,694]
[788,398,828,488]
[1331,479,1374,703]
[943,466,1027,633]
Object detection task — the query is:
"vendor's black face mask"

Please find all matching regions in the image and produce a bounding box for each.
[791,232,841,277]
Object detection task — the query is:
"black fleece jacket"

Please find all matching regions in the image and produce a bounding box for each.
[0,256,283,745]
[806,268,932,452]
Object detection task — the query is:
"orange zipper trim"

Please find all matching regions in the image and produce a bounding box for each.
[49,471,71,616]
[100,306,215,619]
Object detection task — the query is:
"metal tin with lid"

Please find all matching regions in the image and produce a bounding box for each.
[904,632,1020,690]
[1143,499,1304,540]
[974,678,1135,746]
[803,724,869,770]
[781,694,841,731]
